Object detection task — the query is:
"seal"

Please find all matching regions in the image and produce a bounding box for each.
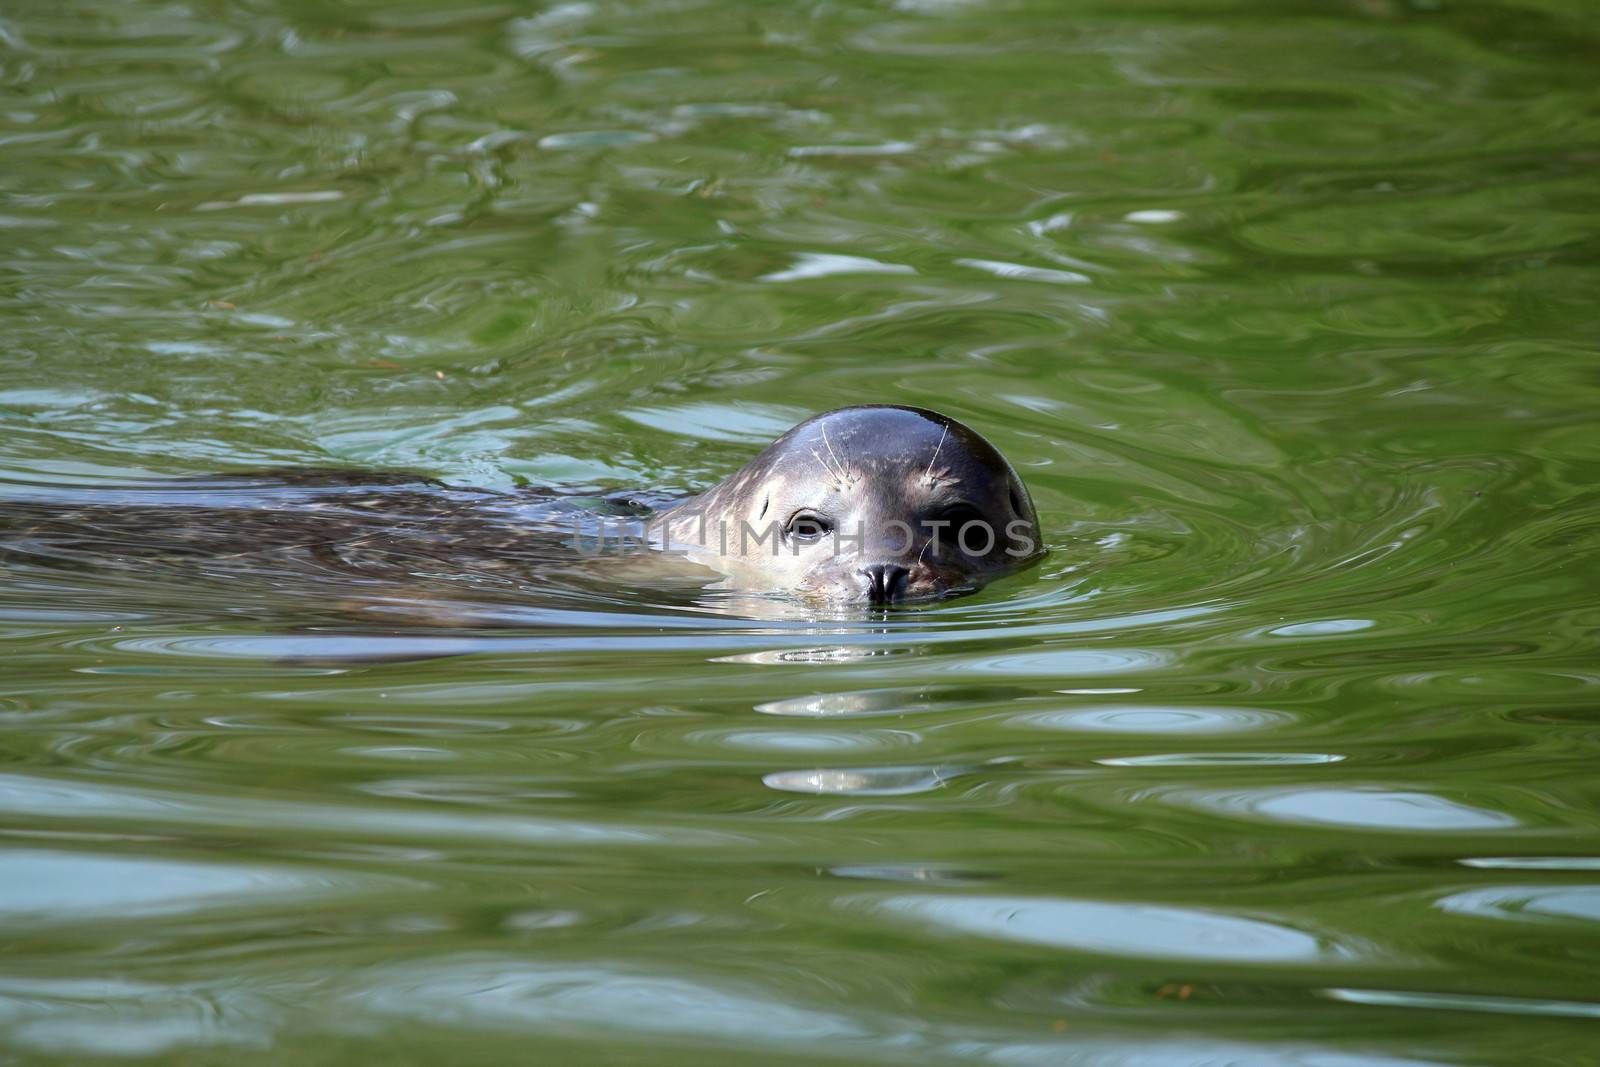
[0,405,1041,614]
[655,405,1042,604]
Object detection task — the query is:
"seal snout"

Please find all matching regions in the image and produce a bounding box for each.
[858,562,909,604]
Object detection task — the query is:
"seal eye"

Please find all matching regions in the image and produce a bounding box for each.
[786,511,832,543]
[937,503,986,528]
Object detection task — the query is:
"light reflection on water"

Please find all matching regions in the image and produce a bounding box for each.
[865,893,1353,963]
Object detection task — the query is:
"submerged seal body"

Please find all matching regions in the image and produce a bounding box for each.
[656,405,1043,604]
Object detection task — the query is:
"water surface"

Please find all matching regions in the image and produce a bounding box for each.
[3,0,1600,1063]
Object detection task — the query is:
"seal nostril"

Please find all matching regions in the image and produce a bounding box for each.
[858,563,910,604]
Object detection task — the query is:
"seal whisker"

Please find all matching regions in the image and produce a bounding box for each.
[821,424,853,487]
[810,448,844,490]
[922,423,949,486]
[916,523,934,569]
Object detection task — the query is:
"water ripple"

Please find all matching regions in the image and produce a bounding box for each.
[1161,787,1523,833]
[864,893,1359,964]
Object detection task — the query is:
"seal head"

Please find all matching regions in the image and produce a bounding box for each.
[657,405,1042,604]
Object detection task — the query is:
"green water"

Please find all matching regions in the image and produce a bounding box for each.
[3,0,1600,1062]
